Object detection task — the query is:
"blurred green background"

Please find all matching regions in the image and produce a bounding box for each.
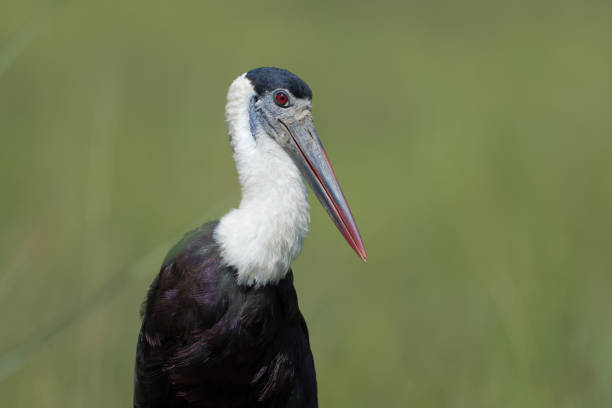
[1,0,611,406]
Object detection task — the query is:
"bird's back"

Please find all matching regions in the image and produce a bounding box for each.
[134,221,317,408]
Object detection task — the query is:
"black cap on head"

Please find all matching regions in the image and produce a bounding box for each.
[246,67,312,99]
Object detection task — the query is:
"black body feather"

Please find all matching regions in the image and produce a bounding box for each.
[134,222,318,407]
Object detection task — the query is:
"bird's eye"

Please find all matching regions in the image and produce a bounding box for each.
[274,91,290,107]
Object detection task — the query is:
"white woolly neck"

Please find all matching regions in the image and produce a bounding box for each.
[214,74,310,287]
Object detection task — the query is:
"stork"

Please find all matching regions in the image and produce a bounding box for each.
[134,67,366,408]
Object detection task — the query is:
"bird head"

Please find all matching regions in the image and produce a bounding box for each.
[227,67,366,262]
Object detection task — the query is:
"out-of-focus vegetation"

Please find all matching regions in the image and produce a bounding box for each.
[1,0,611,406]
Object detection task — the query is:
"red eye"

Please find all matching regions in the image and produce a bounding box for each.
[274,91,289,107]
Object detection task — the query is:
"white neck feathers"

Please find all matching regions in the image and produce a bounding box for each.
[214,74,310,287]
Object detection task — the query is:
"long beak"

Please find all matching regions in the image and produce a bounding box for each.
[279,118,367,261]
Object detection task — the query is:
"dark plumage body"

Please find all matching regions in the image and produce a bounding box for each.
[134,222,317,407]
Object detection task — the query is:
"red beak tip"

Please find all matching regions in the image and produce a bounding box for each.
[355,246,367,262]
